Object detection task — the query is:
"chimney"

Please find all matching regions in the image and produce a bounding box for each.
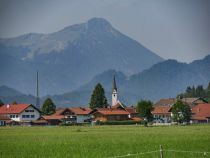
[6,104,10,109]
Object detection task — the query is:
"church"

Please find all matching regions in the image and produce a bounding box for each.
[91,76,141,122]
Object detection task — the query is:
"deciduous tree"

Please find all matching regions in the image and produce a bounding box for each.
[136,100,153,122]
[171,100,191,123]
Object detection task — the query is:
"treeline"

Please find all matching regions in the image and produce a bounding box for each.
[178,82,210,102]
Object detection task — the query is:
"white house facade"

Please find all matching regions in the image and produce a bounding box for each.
[0,104,40,122]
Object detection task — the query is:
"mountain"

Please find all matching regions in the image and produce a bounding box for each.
[0,85,36,105]
[49,70,127,106]
[51,55,210,106]
[0,18,163,96]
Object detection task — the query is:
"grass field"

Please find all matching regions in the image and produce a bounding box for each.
[0,125,210,158]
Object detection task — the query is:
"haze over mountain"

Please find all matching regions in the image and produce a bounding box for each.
[0,18,163,96]
[1,55,209,106]
[49,55,210,106]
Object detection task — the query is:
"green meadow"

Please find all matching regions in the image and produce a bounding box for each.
[0,125,210,158]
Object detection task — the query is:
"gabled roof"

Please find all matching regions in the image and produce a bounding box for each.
[69,107,92,115]
[42,115,64,120]
[0,104,39,114]
[154,97,207,107]
[191,103,210,120]
[53,108,70,116]
[152,106,171,115]
[154,98,176,107]
[112,101,126,109]
[93,108,129,115]
[181,97,208,105]
[125,107,138,114]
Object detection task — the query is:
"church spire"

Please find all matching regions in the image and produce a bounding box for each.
[112,75,118,106]
[112,75,117,92]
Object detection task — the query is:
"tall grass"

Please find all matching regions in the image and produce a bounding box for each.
[0,125,210,158]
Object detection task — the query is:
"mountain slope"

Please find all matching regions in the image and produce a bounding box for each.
[0,85,36,105]
[0,18,163,96]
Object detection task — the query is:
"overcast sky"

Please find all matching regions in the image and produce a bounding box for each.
[0,0,210,62]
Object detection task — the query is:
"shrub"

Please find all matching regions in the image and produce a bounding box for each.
[96,120,142,125]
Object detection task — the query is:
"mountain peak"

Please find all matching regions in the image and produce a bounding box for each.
[86,17,113,31]
[87,18,111,25]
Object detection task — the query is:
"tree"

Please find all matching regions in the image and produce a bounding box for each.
[206,82,210,100]
[89,83,108,109]
[41,98,56,115]
[171,100,192,123]
[196,85,205,97]
[136,100,153,122]
[0,99,4,106]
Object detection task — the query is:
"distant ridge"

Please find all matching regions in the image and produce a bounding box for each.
[50,55,210,106]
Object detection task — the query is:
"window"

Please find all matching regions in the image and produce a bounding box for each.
[16,115,18,118]
[25,109,34,112]
[31,115,35,118]
[22,115,26,118]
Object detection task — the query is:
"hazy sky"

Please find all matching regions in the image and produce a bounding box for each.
[0,0,210,62]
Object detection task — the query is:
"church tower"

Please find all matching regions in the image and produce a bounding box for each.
[112,75,118,106]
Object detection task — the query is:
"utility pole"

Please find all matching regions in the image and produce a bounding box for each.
[36,71,40,109]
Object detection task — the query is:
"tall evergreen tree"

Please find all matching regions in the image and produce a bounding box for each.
[41,98,56,115]
[89,83,108,109]
[196,85,205,97]
[0,99,4,106]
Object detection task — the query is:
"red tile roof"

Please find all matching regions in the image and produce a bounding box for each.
[69,107,92,115]
[154,98,176,107]
[53,108,69,116]
[125,107,138,114]
[94,108,129,115]
[191,103,210,120]
[42,115,64,120]
[0,104,32,114]
[152,106,171,115]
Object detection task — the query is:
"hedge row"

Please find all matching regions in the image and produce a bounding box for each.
[96,120,143,125]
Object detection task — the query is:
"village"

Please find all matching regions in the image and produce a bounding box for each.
[0,76,210,126]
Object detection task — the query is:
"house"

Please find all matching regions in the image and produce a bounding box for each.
[0,104,41,124]
[42,115,64,125]
[91,76,141,122]
[69,107,92,123]
[152,106,172,123]
[0,115,11,126]
[191,103,210,123]
[152,97,208,123]
[91,108,130,121]
[43,107,92,125]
